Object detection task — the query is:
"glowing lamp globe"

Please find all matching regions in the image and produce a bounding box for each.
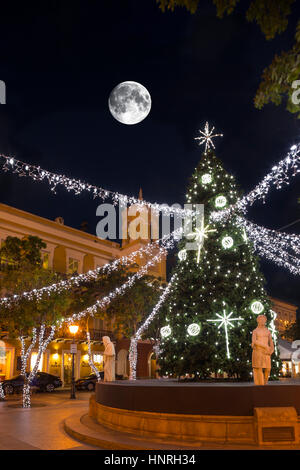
[187,323,201,336]
[215,195,227,208]
[69,325,79,335]
[250,301,264,314]
[160,326,171,338]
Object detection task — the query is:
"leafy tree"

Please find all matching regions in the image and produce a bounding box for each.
[0,236,72,407]
[57,263,164,379]
[282,318,300,341]
[156,0,300,117]
[157,149,281,381]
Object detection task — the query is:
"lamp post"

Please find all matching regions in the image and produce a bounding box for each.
[68,324,79,399]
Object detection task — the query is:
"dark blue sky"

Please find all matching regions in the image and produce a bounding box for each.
[0,0,299,307]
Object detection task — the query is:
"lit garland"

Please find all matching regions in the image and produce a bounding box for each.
[207,308,243,359]
[129,273,177,380]
[211,143,300,223]
[0,229,181,308]
[239,217,300,257]
[270,310,279,356]
[237,217,300,275]
[0,154,197,218]
[62,236,177,325]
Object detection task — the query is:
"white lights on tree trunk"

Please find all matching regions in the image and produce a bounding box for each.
[250,300,264,314]
[187,323,201,336]
[221,236,234,249]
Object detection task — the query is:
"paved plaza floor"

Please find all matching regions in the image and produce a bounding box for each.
[0,390,100,450]
[1,379,299,451]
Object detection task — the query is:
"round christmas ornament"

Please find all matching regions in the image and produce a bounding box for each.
[160,325,172,338]
[215,195,227,208]
[221,236,234,249]
[187,323,201,336]
[250,300,264,314]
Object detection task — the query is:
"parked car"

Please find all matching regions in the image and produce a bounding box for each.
[75,372,103,391]
[2,372,62,394]
[75,372,124,391]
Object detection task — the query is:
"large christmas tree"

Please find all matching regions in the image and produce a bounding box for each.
[158,147,280,381]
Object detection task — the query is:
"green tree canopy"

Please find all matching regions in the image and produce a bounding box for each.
[156,0,300,117]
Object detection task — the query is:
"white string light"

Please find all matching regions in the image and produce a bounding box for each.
[129,273,177,380]
[62,234,177,325]
[194,122,223,153]
[0,229,181,308]
[0,154,196,218]
[236,217,300,276]
[186,220,217,264]
[270,310,279,356]
[211,143,300,223]
[207,309,243,359]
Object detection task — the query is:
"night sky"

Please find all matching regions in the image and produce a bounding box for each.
[0,1,299,308]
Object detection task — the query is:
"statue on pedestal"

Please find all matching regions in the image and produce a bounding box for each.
[102,336,115,382]
[251,314,274,385]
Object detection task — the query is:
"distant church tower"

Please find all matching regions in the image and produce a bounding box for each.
[121,189,166,280]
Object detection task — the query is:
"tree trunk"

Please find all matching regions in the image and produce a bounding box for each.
[129,337,137,380]
[20,329,37,408]
[0,381,5,400]
[86,319,101,382]
[22,325,56,408]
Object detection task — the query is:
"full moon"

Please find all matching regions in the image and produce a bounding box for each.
[108,81,151,125]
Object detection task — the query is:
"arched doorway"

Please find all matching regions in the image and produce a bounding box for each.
[148,352,157,378]
[116,349,128,378]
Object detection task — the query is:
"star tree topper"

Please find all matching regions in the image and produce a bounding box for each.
[195,122,223,153]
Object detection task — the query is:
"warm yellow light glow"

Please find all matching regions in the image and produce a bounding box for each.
[30,352,43,371]
[93,354,103,364]
[83,354,89,362]
[69,325,79,335]
[53,353,59,361]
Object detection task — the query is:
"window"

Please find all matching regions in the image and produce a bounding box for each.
[42,252,49,269]
[68,257,79,274]
[93,354,103,364]
[30,352,43,372]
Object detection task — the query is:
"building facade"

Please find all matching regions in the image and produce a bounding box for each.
[269,297,298,336]
[0,201,165,384]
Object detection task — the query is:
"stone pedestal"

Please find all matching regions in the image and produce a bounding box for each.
[254,407,299,446]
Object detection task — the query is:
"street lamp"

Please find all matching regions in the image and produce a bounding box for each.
[68,324,79,399]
